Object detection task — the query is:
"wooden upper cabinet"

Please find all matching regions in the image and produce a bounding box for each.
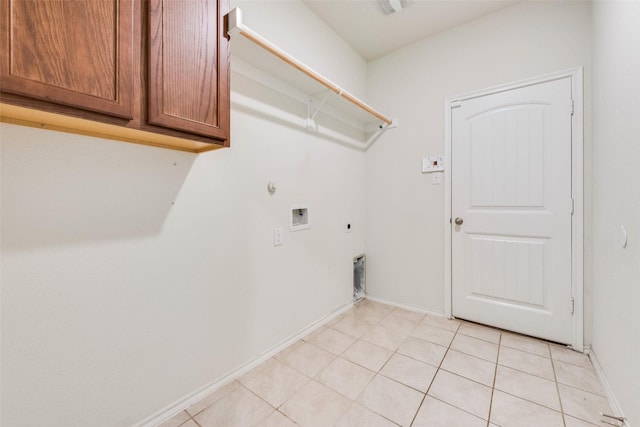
[148,0,230,141]
[0,0,134,119]
[0,0,230,152]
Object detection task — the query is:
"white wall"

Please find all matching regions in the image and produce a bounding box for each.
[591,1,640,424]
[233,0,367,99]
[0,2,367,426]
[9,1,638,425]
[365,1,592,319]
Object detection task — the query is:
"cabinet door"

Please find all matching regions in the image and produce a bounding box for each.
[148,0,230,142]
[0,0,134,119]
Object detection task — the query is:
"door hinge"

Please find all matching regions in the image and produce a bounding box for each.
[571,99,575,116]
[451,100,462,109]
[570,198,575,215]
[571,297,575,315]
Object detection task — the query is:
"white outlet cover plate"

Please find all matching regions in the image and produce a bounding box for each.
[422,156,444,173]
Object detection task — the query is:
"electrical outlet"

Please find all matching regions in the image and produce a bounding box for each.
[274,227,283,246]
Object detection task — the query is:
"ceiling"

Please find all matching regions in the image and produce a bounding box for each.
[301,0,520,60]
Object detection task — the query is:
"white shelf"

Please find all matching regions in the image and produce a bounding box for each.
[226,7,397,147]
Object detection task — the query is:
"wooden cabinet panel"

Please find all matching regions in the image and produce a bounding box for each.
[148,0,229,141]
[0,0,134,119]
[1,0,230,152]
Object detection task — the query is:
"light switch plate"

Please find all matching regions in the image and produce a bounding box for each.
[422,156,444,173]
[274,227,283,246]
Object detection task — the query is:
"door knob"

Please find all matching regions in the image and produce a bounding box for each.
[454,217,464,225]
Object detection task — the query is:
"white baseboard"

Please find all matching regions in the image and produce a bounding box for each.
[586,345,630,427]
[364,295,447,318]
[134,301,354,427]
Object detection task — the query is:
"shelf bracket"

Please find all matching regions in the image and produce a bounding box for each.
[365,118,398,150]
[306,90,332,131]
[227,7,395,127]
[227,7,398,149]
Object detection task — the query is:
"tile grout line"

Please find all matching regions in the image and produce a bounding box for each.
[327,302,400,425]
[494,339,574,425]
[487,345,563,385]
[180,301,596,427]
[346,308,442,426]
[407,322,460,426]
[359,307,422,426]
[485,332,502,427]
[237,382,282,423]
[190,411,202,427]
[181,381,240,423]
[368,314,565,426]
[360,304,409,425]
[550,350,569,427]
[403,317,431,426]
[467,336,575,419]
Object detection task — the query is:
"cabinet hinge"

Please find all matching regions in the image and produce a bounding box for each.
[571,297,575,315]
[570,198,575,215]
[571,99,575,116]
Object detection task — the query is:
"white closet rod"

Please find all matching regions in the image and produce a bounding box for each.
[226,7,394,126]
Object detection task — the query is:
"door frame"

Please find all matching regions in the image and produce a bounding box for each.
[443,67,584,351]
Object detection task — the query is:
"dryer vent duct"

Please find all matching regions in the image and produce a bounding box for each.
[354,255,366,301]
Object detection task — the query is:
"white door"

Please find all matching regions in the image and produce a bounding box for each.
[451,77,573,344]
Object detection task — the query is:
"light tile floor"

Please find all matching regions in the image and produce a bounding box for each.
[159,300,615,427]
